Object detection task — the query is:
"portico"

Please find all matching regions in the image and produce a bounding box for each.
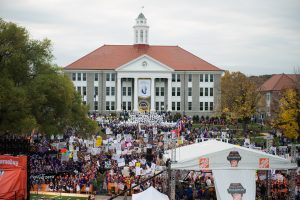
[116,72,172,112]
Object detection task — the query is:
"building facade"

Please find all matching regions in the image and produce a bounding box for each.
[64,13,224,116]
[258,73,300,119]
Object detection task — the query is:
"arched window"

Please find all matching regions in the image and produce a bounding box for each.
[140,30,143,43]
[145,30,148,43]
[135,30,138,43]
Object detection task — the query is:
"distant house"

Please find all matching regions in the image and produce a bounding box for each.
[258,74,300,118]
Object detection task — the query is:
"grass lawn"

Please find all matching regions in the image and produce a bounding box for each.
[30,194,87,200]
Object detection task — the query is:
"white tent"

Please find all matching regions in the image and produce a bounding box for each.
[132,186,169,200]
[164,140,297,200]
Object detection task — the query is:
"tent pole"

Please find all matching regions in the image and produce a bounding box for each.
[267,170,272,200]
[289,143,297,200]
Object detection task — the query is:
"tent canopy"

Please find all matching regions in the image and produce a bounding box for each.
[132,186,169,200]
[164,140,297,170]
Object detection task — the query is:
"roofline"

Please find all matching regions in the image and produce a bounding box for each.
[176,45,223,71]
[64,68,224,72]
[65,44,105,69]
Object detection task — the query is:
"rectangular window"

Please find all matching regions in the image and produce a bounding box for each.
[205,102,208,111]
[200,88,203,96]
[172,102,176,111]
[122,102,126,110]
[200,102,203,111]
[94,87,98,96]
[128,87,132,96]
[111,87,115,96]
[83,87,86,96]
[210,102,214,111]
[106,73,110,81]
[210,74,214,82]
[77,86,81,94]
[106,101,110,110]
[177,87,180,96]
[188,102,192,111]
[205,74,208,82]
[156,102,159,111]
[177,102,180,111]
[122,87,126,96]
[128,102,132,110]
[200,74,203,82]
[161,102,164,110]
[266,93,270,101]
[205,88,208,96]
[111,73,115,81]
[177,74,181,82]
[77,73,81,81]
[172,87,176,96]
[210,88,213,96]
[94,73,98,81]
[106,87,110,96]
[94,101,98,111]
[188,88,192,96]
[188,74,192,82]
[83,73,86,81]
[111,101,115,110]
[156,87,159,96]
[161,87,165,96]
[72,73,76,81]
[172,74,176,82]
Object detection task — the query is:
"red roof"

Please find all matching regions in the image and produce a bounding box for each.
[65,44,222,71]
[259,74,300,92]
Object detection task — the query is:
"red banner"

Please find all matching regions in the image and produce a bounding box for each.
[0,155,27,199]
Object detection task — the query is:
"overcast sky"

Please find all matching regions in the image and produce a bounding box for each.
[1,0,300,75]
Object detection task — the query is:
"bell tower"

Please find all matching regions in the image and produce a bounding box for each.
[133,13,149,45]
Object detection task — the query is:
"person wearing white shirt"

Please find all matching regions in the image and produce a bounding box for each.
[206,177,212,187]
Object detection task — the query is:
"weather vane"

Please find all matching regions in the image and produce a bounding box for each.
[141,6,144,13]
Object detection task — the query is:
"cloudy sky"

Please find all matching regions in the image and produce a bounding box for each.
[1,0,300,75]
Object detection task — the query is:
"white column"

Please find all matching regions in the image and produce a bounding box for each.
[116,77,122,112]
[134,77,138,112]
[167,78,172,111]
[151,78,155,112]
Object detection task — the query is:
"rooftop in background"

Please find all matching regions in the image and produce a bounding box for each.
[258,74,300,92]
[65,44,222,71]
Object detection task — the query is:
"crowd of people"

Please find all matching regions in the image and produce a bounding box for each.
[28,112,300,199]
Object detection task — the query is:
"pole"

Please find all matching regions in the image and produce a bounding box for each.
[266,170,272,200]
[289,143,297,200]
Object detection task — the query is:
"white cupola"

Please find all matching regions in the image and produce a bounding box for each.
[133,13,149,45]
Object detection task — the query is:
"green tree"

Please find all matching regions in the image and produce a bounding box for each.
[221,71,260,133]
[0,18,98,136]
